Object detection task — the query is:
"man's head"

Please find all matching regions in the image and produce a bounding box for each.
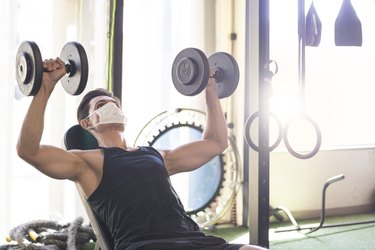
[77,88,116,123]
[77,88,125,131]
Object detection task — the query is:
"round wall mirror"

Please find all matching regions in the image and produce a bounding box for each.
[151,124,223,215]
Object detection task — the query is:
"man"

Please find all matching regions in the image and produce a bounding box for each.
[17,57,266,250]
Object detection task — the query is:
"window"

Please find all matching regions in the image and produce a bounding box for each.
[122,0,209,145]
[0,0,108,241]
[269,0,375,150]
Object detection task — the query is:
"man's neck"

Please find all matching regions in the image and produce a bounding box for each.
[93,125,128,149]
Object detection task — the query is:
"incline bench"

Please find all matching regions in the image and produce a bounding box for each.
[63,125,113,250]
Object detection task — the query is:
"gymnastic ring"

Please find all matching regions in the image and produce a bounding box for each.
[244,111,283,152]
[283,114,322,159]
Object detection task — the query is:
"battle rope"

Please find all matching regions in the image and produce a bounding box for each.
[0,217,96,250]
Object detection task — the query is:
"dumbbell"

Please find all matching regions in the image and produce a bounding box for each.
[15,41,89,96]
[171,48,239,99]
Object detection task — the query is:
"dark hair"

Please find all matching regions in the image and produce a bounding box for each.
[77,88,115,122]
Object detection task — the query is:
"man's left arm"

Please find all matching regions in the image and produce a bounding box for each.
[161,68,228,175]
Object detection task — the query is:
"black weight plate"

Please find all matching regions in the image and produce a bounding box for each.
[15,41,43,96]
[208,52,239,99]
[60,42,89,95]
[171,48,209,96]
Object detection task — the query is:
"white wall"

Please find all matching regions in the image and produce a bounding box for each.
[270,148,375,219]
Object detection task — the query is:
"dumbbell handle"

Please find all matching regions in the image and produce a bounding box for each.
[43,63,74,76]
[209,69,223,82]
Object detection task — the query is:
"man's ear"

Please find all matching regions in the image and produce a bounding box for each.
[80,119,90,130]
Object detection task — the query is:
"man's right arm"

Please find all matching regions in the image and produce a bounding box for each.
[17,58,85,181]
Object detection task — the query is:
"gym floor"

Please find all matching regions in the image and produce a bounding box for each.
[203,212,375,250]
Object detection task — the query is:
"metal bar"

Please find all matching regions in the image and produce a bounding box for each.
[306,174,345,234]
[243,0,252,229]
[245,0,261,245]
[258,0,270,247]
[298,0,306,112]
[110,0,124,101]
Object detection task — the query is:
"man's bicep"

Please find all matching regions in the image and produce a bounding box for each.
[25,145,84,181]
[161,140,221,175]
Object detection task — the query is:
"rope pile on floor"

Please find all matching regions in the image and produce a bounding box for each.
[0,217,96,250]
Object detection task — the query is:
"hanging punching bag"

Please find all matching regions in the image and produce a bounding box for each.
[306,1,322,47]
[335,0,362,46]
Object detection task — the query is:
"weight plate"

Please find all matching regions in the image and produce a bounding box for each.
[171,48,209,96]
[176,57,196,85]
[208,52,239,99]
[60,42,89,95]
[16,53,30,84]
[15,41,43,96]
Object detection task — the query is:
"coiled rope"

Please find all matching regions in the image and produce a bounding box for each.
[1,217,96,250]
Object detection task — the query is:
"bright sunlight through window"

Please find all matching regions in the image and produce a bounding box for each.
[269,0,375,150]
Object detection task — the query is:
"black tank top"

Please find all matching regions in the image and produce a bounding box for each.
[87,146,217,249]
